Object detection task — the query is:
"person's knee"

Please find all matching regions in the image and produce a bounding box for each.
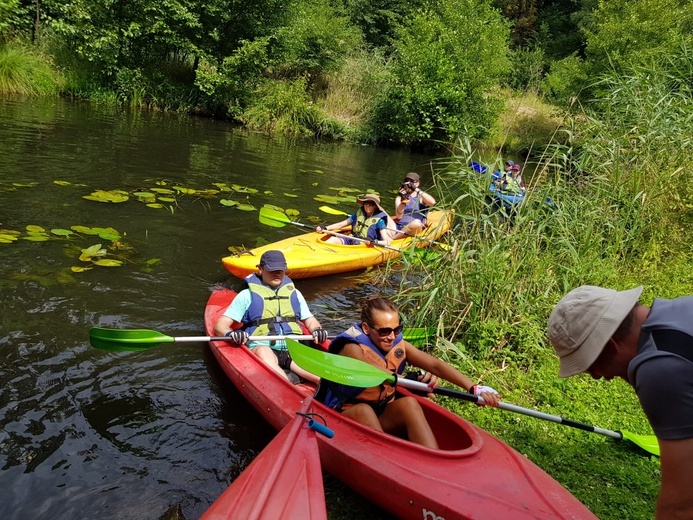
[344,404,380,427]
[253,346,279,365]
[397,396,426,417]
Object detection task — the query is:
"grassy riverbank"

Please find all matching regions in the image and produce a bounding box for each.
[385,59,693,519]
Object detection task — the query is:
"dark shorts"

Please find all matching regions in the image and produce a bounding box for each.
[271,348,293,370]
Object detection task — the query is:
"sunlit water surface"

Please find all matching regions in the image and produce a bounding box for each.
[0,97,434,519]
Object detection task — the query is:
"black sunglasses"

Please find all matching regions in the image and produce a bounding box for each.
[368,323,403,337]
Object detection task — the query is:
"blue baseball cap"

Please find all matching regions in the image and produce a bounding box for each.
[259,250,287,271]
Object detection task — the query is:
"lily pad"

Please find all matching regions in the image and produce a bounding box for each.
[79,244,107,261]
[231,185,259,194]
[263,204,284,212]
[146,203,164,209]
[71,225,98,234]
[145,258,161,266]
[151,187,175,194]
[158,197,176,203]
[83,190,129,203]
[283,193,298,198]
[173,186,196,195]
[26,225,46,233]
[22,235,50,242]
[236,204,257,212]
[54,180,72,186]
[51,229,74,236]
[220,199,237,207]
[314,195,342,204]
[286,209,300,217]
[92,259,124,267]
[71,266,93,272]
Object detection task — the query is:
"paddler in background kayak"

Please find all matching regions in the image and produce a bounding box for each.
[213,250,328,385]
[391,172,436,240]
[315,193,394,246]
[317,296,500,449]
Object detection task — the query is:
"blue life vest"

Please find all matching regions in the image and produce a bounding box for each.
[241,273,303,337]
[318,324,406,411]
[398,194,428,226]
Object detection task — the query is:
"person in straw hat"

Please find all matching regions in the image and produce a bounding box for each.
[316,193,393,246]
[548,285,693,519]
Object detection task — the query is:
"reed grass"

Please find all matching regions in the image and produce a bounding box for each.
[383,51,693,520]
[0,42,62,96]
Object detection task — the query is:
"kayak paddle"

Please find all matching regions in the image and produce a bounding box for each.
[318,205,450,249]
[259,207,402,252]
[285,339,660,456]
[89,327,319,352]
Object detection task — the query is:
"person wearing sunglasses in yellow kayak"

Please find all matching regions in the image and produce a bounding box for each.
[318,296,500,449]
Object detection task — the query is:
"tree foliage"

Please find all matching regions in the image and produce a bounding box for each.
[372,0,510,145]
[584,0,693,72]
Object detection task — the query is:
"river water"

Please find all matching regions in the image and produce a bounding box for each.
[0,97,434,519]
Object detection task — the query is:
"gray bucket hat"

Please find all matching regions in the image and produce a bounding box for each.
[548,285,643,377]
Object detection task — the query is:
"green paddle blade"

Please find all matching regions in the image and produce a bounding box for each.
[89,327,175,351]
[259,207,291,227]
[402,327,435,346]
[286,339,394,387]
[621,430,660,456]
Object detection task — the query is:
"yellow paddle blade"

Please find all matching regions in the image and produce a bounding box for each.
[318,205,348,216]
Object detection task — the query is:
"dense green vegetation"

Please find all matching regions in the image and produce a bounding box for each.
[386,50,693,519]
[2,0,690,149]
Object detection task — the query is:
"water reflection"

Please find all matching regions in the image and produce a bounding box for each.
[0,97,429,519]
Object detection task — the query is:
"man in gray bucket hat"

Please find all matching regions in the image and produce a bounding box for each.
[548,285,693,518]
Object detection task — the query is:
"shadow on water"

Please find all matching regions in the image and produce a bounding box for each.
[0,97,431,519]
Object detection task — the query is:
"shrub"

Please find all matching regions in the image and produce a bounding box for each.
[541,54,589,105]
[371,0,511,146]
[242,77,321,136]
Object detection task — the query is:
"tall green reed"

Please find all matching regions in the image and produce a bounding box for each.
[392,50,693,366]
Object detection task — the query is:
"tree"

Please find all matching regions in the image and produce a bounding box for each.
[373,0,511,145]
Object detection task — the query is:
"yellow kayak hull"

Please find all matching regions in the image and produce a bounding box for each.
[222,210,452,279]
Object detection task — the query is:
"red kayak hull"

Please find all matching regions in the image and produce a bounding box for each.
[201,398,327,520]
[205,288,596,520]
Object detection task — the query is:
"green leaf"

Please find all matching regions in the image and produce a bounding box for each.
[236,204,257,212]
[93,259,124,267]
[26,225,46,232]
[51,228,74,236]
[220,199,237,207]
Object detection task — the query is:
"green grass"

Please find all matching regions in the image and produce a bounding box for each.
[0,42,62,96]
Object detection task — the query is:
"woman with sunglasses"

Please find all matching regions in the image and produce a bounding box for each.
[315,193,393,246]
[318,296,500,449]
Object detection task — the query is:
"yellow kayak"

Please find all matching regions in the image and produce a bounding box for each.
[222,210,452,279]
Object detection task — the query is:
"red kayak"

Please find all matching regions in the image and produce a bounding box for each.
[205,289,597,520]
[201,397,329,520]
